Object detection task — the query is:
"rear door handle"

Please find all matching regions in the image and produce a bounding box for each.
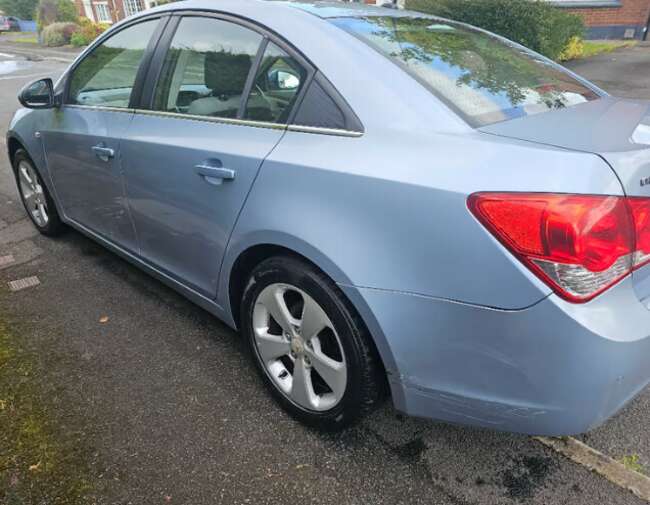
[92,144,115,162]
[194,164,236,185]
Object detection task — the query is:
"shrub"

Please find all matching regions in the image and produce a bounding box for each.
[406,0,584,61]
[558,36,584,61]
[42,21,78,46]
[70,17,108,46]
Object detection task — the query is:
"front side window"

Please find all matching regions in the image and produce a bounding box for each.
[331,16,600,127]
[244,42,306,123]
[153,17,263,119]
[67,19,158,107]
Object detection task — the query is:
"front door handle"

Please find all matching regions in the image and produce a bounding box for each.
[92,144,115,162]
[194,164,236,185]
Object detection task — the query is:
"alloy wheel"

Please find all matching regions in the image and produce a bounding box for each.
[17,161,49,227]
[252,283,347,411]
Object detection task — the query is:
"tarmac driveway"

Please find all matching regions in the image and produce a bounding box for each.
[564,42,650,100]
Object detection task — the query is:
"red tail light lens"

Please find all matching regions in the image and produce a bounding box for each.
[468,193,650,303]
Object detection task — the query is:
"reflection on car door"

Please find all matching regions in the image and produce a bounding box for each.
[120,16,307,297]
[44,18,161,252]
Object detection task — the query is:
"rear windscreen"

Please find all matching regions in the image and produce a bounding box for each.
[331,16,601,127]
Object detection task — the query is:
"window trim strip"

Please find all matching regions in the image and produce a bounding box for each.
[61,104,363,137]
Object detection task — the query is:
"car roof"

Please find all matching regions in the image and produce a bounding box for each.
[148,0,426,20]
[268,1,421,19]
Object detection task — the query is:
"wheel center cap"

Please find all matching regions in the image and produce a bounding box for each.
[291,336,305,356]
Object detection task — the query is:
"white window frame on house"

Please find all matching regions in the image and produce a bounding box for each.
[82,0,95,22]
[94,1,112,23]
[546,0,622,6]
[123,0,144,17]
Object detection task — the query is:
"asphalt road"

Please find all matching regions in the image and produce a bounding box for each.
[1,44,649,505]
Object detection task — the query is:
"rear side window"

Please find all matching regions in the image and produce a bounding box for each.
[331,16,600,127]
[244,42,307,123]
[153,17,263,119]
[293,80,346,130]
[67,19,159,108]
[292,74,363,132]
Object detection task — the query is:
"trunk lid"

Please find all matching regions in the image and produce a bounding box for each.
[481,96,650,306]
[480,96,650,198]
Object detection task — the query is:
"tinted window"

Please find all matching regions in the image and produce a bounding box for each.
[331,16,600,127]
[153,17,263,119]
[293,80,346,130]
[244,42,306,123]
[68,19,158,108]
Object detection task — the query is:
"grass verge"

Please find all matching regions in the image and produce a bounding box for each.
[0,320,97,504]
[582,40,637,59]
[13,36,38,44]
[620,454,648,475]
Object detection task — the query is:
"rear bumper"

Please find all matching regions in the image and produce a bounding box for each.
[343,277,650,435]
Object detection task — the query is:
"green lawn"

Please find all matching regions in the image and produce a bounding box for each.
[0,320,98,504]
[582,40,637,58]
[0,32,38,44]
[13,36,38,44]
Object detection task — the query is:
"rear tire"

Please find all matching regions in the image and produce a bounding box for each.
[241,255,383,430]
[13,149,65,236]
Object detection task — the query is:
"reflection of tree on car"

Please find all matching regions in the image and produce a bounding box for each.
[341,16,598,124]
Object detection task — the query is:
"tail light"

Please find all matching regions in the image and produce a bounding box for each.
[468,193,650,302]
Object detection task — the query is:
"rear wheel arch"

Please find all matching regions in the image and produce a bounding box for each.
[227,243,390,393]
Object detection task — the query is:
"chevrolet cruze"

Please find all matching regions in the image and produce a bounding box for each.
[7,0,650,433]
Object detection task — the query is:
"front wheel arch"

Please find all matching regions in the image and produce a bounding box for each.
[7,136,26,167]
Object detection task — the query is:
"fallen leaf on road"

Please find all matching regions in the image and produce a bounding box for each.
[99,316,109,323]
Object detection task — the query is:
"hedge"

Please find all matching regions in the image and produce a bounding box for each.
[70,18,109,47]
[405,0,585,61]
[42,21,78,46]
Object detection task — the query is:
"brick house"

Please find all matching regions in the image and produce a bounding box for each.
[73,0,156,24]
[553,0,650,39]
[73,0,650,40]
[347,0,650,39]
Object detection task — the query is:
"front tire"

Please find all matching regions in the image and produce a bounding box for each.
[241,255,383,430]
[13,149,64,236]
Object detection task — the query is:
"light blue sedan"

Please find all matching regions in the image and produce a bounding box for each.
[7,0,650,434]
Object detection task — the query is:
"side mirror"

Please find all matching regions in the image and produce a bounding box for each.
[268,69,300,91]
[18,78,56,109]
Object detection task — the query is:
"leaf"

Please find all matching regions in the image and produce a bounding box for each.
[99,316,109,324]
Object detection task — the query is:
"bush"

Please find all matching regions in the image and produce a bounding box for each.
[70,17,108,46]
[558,36,584,61]
[406,0,584,61]
[42,21,78,46]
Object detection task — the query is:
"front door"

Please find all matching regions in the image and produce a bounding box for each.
[44,18,161,251]
[121,15,307,297]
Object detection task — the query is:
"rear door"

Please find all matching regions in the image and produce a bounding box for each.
[120,14,309,297]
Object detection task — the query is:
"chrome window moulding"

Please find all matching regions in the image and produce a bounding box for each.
[131,108,363,137]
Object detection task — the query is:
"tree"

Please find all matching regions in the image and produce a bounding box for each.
[0,0,39,20]
[36,0,77,31]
